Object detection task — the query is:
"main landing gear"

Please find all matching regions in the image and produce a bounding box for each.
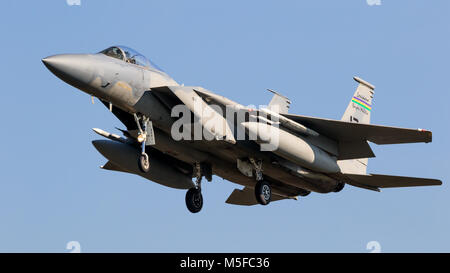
[249,158,272,206]
[185,162,211,213]
[186,188,203,213]
[255,180,272,206]
[134,114,155,173]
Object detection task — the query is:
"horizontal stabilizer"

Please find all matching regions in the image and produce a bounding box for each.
[226,187,288,206]
[345,173,442,191]
[282,114,432,145]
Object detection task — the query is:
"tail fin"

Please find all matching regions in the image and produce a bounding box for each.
[267,89,291,114]
[338,77,375,175]
[341,77,375,124]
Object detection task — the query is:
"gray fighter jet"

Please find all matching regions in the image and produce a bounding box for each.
[42,46,441,213]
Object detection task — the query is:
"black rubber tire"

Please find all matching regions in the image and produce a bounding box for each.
[255,180,272,205]
[138,153,150,173]
[185,188,203,213]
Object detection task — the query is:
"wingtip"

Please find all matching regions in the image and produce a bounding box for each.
[435,179,443,186]
[418,128,433,143]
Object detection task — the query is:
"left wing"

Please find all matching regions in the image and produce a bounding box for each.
[283,114,432,145]
[344,173,442,191]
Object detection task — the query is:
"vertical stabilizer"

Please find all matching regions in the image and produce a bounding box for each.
[338,77,375,175]
[341,77,374,124]
[267,89,291,114]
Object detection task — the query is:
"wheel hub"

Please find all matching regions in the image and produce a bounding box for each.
[262,185,271,201]
[193,193,202,208]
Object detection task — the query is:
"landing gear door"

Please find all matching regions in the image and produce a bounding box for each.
[145,121,155,145]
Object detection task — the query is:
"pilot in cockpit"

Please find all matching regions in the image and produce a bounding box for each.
[99,46,163,71]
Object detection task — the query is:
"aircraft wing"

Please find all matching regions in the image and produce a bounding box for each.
[282,114,432,144]
[344,173,442,191]
[151,86,236,144]
[226,187,290,206]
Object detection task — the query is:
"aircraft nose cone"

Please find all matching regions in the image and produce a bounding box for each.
[42,54,94,88]
[42,54,81,73]
[41,57,51,66]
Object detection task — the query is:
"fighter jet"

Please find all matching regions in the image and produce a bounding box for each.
[42,46,442,213]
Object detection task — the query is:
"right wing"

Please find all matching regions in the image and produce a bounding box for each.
[344,173,442,191]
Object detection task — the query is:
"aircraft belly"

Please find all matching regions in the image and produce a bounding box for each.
[192,144,337,194]
[211,161,297,197]
[151,129,209,164]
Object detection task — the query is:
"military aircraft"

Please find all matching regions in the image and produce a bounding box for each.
[42,45,442,213]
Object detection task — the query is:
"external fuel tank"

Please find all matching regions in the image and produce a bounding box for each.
[242,122,340,173]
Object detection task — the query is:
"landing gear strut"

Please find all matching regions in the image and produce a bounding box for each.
[134,114,154,173]
[249,158,272,205]
[249,158,263,181]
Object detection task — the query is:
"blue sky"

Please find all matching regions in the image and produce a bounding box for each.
[0,0,449,252]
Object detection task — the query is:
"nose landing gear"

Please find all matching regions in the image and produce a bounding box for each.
[139,153,150,173]
[134,114,154,173]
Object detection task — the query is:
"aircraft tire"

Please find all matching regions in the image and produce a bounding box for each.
[255,180,271,205]
[185,188,203,213]
[138,153,150,173]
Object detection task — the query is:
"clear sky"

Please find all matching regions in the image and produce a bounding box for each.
[0,0,448,252]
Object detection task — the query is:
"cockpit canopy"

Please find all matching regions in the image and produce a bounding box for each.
[99,46,162,71]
